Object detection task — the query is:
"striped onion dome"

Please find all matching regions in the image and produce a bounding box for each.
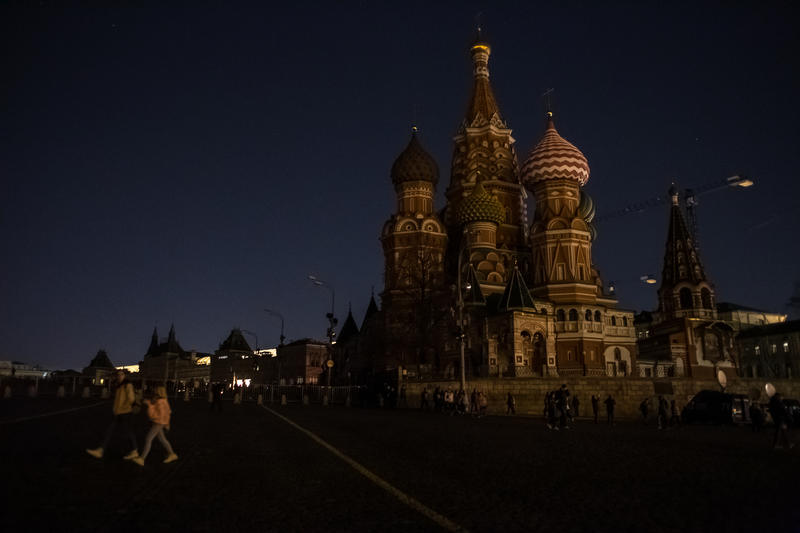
[390,130,439,189]
[520,114,590,188]
[456,181,506,226]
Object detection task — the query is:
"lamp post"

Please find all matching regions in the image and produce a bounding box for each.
[264,308,285,391]
[309,275,337,397]
[264,309,286,346]
[455,229,474,392]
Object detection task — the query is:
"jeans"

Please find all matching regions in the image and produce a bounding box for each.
[141,423,174,459]
[101,413,137,452]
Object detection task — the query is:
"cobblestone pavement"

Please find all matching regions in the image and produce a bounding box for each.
[2,399,798,532]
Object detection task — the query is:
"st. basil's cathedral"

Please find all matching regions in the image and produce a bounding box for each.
[338,32,639,381]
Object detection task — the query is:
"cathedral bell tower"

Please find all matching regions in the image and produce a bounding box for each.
[446,31,526,262]
[380,129,448,367]
[657,186,717,320]
[521,113,597,304]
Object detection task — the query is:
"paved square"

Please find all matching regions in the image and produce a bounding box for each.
[2,399,798,532]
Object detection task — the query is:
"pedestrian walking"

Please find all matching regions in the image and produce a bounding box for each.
[640,398,650,425]
[420,387,430,410]
[133,386,178,466]
[572,395,580,418]
[591,394,599,424]
[506,392,516,415]
[657,396,668,429]
[605,394,616,425]
[769,393,794,450]
[86,370,139,460]
[669,399,682,428]
[470,388,478,414]
[478,391,488,417]
[210,383,224,412]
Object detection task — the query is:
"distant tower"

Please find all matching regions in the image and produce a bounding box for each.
[521,112,597,304]
[446,30,526,264]
[656,186,716,320]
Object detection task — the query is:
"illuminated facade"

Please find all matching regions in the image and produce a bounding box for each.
[363,32,638,381]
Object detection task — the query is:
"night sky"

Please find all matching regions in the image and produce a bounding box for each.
[2,2,799,370]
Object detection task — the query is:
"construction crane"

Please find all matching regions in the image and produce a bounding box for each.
[596,175,754,248]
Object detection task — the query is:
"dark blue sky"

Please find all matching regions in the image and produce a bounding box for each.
[2,2,798,370]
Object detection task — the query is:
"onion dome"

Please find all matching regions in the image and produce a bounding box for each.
[456,181,506,226]
[390,129,439,188]
[578,191,595,223]
[520,114,590,188]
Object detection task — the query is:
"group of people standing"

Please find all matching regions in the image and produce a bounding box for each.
[85,370,178,466]
[420,386,488,417]
[639,396,682,429]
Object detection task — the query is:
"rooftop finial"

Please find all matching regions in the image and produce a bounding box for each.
[542,88,555,117]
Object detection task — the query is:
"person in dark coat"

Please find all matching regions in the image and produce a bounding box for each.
[769,393,793,449]
[605,394,616,425]
[749,403,763,433]
[572,395,580,418]
[506,392,516,415]
[210,383,224,412]
[591,395,599,424]
[669,399,681,428]
[657,396,668,429]
[640,398,650,425]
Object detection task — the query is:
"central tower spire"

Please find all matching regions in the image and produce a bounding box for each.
[465,28,501,126]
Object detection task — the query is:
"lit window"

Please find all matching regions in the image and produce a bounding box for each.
[771,344,777,354]
[755,346,761,356]
[516,356,523,364]
[784,341,790,353]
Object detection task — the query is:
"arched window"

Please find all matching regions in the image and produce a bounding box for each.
[594,310,602,322]
[701,287,712,309]
[623,316,628,327]
[611,316,617,326]
[557,309,565,322]
[679,287,693,309]
[614,347,622,361]
[568,309,578,321]
[585,310,592,321]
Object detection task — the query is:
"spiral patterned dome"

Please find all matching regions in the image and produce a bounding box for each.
[578,190,596,223]
[390,131,439,188]
[456,181,506,226]
[521,115,590,188]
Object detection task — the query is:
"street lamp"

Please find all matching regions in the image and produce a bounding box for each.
[264,309,286,401]
[608,275,657,295]
[264,309,286,346]
[309,275,337,397]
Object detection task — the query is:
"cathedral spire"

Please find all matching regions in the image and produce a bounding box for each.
[661,185,707,287]
[657,185,716,319]
[146,326,159,357]
[465,29,502,125]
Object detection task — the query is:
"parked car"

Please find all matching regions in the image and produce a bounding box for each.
[682,390,751,424]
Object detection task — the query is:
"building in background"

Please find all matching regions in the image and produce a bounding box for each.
[737,320,800,378]
[139,325,210,386]
[277,339,328,385]
[82,349,117,385]
[210,328,262,386]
